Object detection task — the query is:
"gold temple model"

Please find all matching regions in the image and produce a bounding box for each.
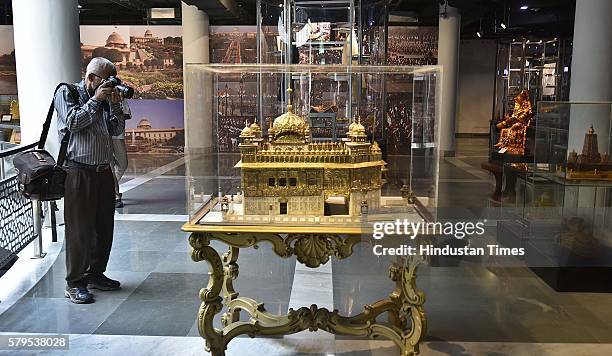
[234,88,387,218]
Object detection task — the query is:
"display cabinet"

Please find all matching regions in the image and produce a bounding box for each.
[533,102,612,181]
[257,0,388,66]
[502,101,612,238]
[498,101,612,290]
[493,38,572,122]
[184,64,441,224]
[256,0,391,160]
[0,95,20,143]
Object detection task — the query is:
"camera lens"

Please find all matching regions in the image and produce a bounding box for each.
[116,85,134,99]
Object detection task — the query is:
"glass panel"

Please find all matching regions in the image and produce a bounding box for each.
[184,64,441,225]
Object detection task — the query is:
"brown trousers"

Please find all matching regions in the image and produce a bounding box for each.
[64,166,115,287]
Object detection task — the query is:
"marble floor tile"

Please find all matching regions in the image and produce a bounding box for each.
[25,270,149,301]
[153,252,211,274]
[105,250,170,273]
[0,297,123,334]
[112,232,185,253]
[126,272,204,302]
[94,299,200,336]
[120,178,187,215]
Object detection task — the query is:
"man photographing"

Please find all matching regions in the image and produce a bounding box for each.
[55,57,126,303]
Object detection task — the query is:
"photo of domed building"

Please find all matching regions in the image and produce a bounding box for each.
[125,117,184,153]
[79,26,183,99]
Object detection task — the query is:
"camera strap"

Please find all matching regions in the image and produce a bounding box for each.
[38,82,78,166]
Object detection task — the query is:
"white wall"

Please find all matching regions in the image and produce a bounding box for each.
[456,39,497,134]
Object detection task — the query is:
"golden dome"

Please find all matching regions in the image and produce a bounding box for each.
[249,121,261,133]
[348,119,358,132]
[272,107,309,139]
[240,122,254,137]
[271,88,309,142]
[348,117,366,136]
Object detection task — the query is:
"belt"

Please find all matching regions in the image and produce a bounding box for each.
[65,160,111,172]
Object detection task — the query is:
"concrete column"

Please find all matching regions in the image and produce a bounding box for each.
[182,2,215,214]
[183,2,210,65]
[438,5,460,156]
[12,0,81,156]
[182,1,211,151]
[568,0,612,151]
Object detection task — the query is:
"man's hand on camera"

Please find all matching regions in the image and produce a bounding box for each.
[110,88,122,104]
[93,81,113,102]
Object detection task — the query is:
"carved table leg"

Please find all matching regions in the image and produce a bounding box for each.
[221,247,240,327]
[388,263,408,329]
[399,255,427,355]
[189,233,227,356]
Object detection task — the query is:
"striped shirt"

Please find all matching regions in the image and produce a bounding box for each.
[54,80,125,165]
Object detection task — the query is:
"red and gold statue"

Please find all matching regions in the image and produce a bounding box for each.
[494,89,533,155]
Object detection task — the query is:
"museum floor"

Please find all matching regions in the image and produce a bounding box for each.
[2,137,612,356]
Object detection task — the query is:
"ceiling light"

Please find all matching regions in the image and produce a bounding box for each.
[500,22,507,29]
[520,5,529,10]
[149,8,175,19]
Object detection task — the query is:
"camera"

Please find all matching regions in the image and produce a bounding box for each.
[106,76,134,99]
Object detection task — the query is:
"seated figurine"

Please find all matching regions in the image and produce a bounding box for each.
[495,89,533,155]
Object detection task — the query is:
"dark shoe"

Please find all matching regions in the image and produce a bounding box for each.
[115,198,124,209]
[87,273,121,291]
[65,286,94,304]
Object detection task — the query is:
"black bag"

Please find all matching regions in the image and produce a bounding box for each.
[13,83,76,201]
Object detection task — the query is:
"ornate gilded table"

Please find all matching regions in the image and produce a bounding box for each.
[183,201,428,356]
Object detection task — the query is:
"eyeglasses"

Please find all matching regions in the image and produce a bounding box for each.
[90,73,109,81]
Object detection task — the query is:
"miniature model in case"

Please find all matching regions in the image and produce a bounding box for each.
[565,125,612,180]
[236,89,386,218]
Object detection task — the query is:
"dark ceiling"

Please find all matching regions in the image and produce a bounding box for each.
[0,0,576,39]
[390,0,575,38]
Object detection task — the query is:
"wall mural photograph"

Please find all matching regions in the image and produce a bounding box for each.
[387,26,437,66]
[210,26,257,64]
[80,25,183,99]
[0,26,17,95]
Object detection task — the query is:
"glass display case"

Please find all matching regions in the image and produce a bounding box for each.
[499,102,612,276]
[257,0,388,66]
[256,1,390,160]
[533,102,612,181]
[0,95,20,143]
[492,37,572,122]
[184,64,441,226]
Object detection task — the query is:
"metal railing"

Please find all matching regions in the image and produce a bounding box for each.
[0,141,52,270]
